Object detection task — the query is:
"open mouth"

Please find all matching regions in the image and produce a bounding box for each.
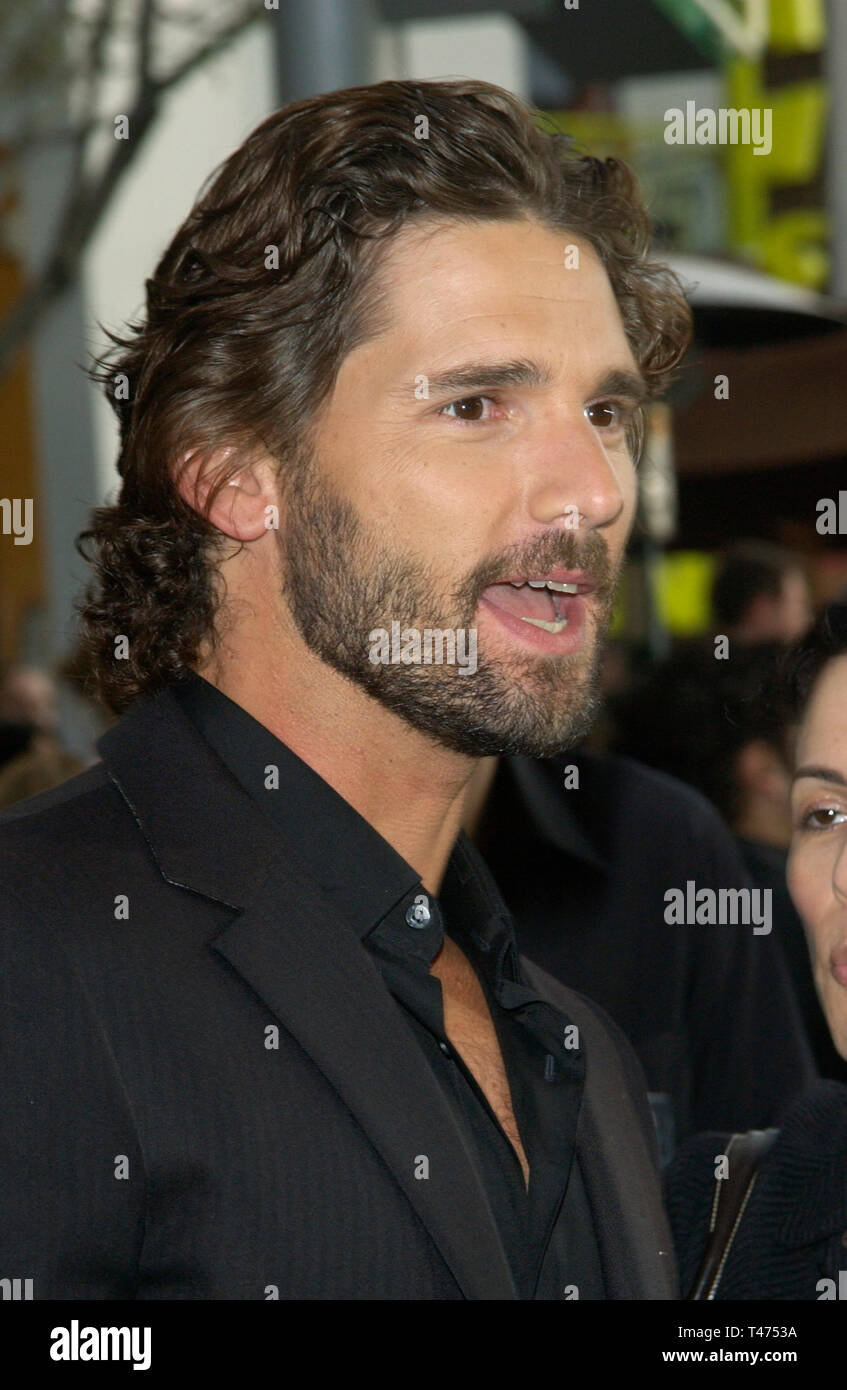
[480,573,594,637]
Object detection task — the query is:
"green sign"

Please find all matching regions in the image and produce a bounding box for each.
[653,0,724,58]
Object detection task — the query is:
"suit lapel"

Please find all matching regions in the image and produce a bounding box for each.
[213,867,517,1299]
[522,966,678,1300]
[98,688,517,1300]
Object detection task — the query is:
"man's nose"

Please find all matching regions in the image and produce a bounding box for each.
[524,413,630,532]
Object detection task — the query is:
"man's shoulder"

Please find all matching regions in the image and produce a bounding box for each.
[0,761,112,829]
[0,760,124,849]
[0,761,140,916]
[563,748,730,834]
[535,748,750,888]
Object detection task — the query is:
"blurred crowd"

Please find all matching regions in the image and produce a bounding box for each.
[610,542,847,1083]
[0,664,85,810]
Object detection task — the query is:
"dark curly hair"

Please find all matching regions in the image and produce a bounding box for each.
[784,600,847,719]
[76,77,693,714]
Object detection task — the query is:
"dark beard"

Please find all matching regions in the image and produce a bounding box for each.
[278,457,619,758]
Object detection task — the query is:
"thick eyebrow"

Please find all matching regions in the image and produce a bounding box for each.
[590,369,649,405]
[408,358,555,399]
[394,359,648,403]
[792,764,847,788]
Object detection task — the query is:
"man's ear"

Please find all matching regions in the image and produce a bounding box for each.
[177,450,279,543]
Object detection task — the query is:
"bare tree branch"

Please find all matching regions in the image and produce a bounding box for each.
[0,0,69,95]
[136,0,156,90]
[153,5,258,93]
[65,0,121,197]
[0,1,262,382]
[1,115,110,160]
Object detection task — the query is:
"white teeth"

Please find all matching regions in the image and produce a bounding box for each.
[520,616,569,634]
[508,580,526,587]
[522,579,580,593]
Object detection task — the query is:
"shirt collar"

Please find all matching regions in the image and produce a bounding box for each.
[173,673,421,937]
[173,673,525,957]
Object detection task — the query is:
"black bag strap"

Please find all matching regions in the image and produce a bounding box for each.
[688,1127,779,1300]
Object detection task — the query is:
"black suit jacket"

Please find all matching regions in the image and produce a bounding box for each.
[0,687,675,1299]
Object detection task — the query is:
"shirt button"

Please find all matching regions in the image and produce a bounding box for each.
[439,1041,452,1057]
[405,894,432,929]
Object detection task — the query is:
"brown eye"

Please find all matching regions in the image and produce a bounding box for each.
[807,807,847,829]
[585,401,620,429]
[443,396,489,421]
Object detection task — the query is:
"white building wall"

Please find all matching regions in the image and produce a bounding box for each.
[83,21,276,501]
[85,11,528,500]
[375,14,529,96]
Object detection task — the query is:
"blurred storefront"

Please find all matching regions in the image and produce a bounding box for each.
[2,0,846,737]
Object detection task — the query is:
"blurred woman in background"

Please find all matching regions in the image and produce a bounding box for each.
[666,602,847,1299]
[613,639,845,1080]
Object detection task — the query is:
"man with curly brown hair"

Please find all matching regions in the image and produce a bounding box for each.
[0,79,690,1299]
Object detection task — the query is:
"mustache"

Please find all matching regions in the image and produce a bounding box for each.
[456,530,617,608]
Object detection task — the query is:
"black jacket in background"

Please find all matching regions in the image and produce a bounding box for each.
[475,752,815,1150]
[665,1079,847,1299]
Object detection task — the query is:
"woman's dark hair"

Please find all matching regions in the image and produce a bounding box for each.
[76,77,693,714]
[784,600,847,719]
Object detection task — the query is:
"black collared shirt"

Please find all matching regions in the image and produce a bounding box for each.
[174,674,605,1299]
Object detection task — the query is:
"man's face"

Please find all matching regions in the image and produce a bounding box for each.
[278,216,643,757]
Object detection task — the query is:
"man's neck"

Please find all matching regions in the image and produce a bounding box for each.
[461,756,500,839]
[196,645,479,895]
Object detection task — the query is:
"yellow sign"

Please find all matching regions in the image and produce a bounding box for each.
[725,0,828,287]
[656,552,716,634]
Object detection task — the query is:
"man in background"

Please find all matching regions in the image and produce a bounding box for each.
[463,736,816,1164]
[0,664,83,808]
[610,640,842,1086]
[712,540,813,647]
